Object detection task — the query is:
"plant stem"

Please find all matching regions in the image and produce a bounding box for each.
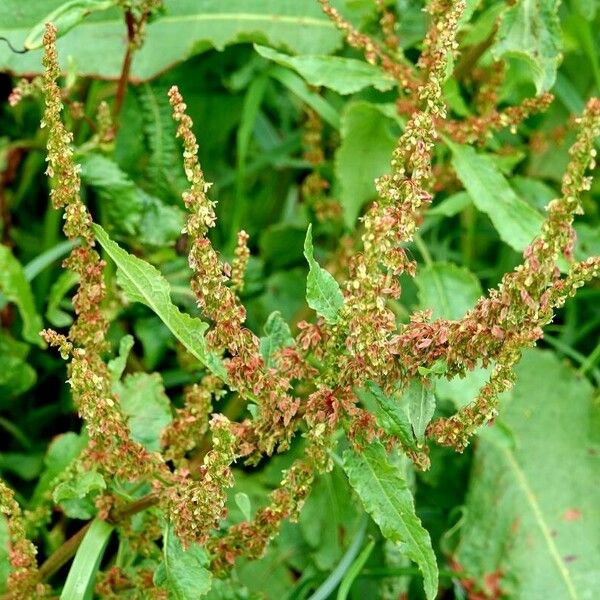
[11,493,161,591]
[113,11,136,124]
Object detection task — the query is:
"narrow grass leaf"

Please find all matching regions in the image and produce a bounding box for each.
[60,518,113,600]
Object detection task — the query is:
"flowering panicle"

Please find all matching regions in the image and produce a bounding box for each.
[301,107,341,222]
[0,480,46,598]
[39,23,169,486]
[8,77,43,107]
[161,415,237,548]
[17,2,600,591]
[169,85,303,455]
[318,0,418,91]
[321,0,465,392]
[375,0,400,51]
[230,230,250,294]
[117,0,163,48]
[161,377,220,465]
[419,98,600,449]
[209,458,313,573]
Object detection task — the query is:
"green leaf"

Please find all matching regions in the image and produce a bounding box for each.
[107,334,134,384]
[53,470,106,520]
[0,245,44,346]
[0,452,43,481]
[303,225,344,324]
[457,350,600,598]
[234,492,252,521]
[1,0,342,80]
[60,518,113,600]
[23,0,116,49]
[136,83,189,203]
[337,539,375,600]
[154,524,212,599]
[93,224,227,382]
[343,442,438,600]
[428,191,472,217]
[269,66,340,129]
[405,380,436,443]
[449,142,544,251]
[80,153,184,246]
[259,311,294,369]
[492,0,562,93]
[255,45,395,94]
[31,433,86,506]
[299,469,361,572]
[415,262,482,320]
[356,383,416,451]
[115,372,172,452]
[0,346,36,401]
[46,270,79,328]
[259,223,306,269]
[335,102,396,227]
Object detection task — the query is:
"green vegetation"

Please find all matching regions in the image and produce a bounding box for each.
[0,0,599,598]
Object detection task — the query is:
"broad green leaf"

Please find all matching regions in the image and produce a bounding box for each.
[492,0,561,93]
[0,351,36,401]
[0,245,44,346]
[53,470,106,520]
[457,350,600,598]
[24,0,116,49]
[335,102,396,227]
[303,225,344,324]
[259,224,306,269]
[355,383,416,451]
[154,524,212,599]
[30,432,86,506]
[343,441,438,600]
[61,518,113,600]
[1,0,342,80]
[234,492,252,521]
[415,262,482,320]
[435,363,493,409]
[46,270,79,328]
[80,153,184,246]
[269,66,340,129]
[428,192,472,217]
[510,175,556,211]
[299,468,361,571]
[259,311,294,369]
[449,142,544,251]
[93,224,227,382]
[405,380,436,443]
[255,45,396,94]
[0,452,43,481]
[114,372,172,452]
[107,334,134,384]
[133,316,173,371]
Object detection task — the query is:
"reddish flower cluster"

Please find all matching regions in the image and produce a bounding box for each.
[2,0,599,593]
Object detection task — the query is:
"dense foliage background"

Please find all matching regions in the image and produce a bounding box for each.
[0,0,599,598]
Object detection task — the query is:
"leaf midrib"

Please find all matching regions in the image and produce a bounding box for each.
[494,441,579,600]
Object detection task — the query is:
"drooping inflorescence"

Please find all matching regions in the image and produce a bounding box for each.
[1,0,599,596]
